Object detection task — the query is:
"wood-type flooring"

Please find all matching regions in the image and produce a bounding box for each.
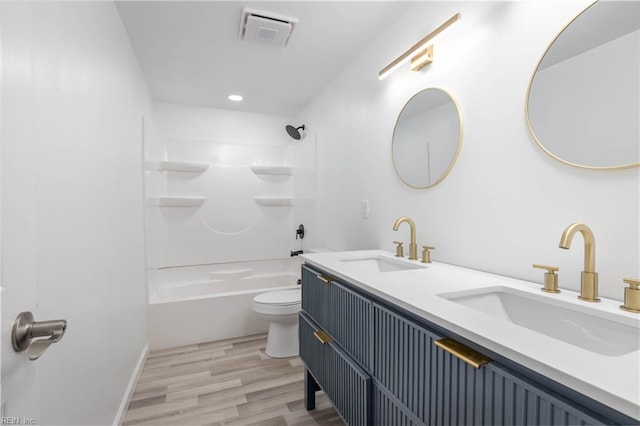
[123,333,343,425]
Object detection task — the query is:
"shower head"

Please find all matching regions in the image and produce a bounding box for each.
[285,124,305,140]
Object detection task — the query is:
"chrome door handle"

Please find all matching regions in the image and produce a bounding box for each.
[12,311,67,360]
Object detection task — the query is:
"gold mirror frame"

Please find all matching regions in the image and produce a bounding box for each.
[392,87,464,189]
[525,1,640,171]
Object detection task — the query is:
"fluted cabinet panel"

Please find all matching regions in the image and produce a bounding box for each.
[299,313,371,425]
[328,282,372,370]
[373,303,440,422]
[373,385,421,426]
[324,341,371,426]
[480,363,608,426]
[301,265,329,329]
[431,337,484,426]
[299,313,325,385]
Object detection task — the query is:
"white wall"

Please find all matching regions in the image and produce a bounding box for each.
[148,102,311,270]
[297,1,639,300]
[1,2,150,424]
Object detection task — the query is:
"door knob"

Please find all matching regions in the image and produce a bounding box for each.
[11,311,67,360]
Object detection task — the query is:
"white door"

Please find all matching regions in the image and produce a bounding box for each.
[1,3,149,423]
[1,4,43,421]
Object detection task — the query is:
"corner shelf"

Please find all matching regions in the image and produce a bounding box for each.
[250,165,294,176]
[148,196,205,207]
[253,196,295,207]
[147,161,209,173]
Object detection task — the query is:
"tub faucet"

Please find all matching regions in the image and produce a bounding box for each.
[559,223,600,302]
[393,216,418,260]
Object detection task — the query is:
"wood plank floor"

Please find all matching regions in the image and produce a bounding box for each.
[124,333,344,425]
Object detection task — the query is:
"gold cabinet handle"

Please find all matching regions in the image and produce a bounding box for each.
[434,338,492,369]
[313,330,333,344]
[316,274,332,284]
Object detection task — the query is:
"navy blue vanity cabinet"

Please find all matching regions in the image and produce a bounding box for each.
[373,303,610,426]
[300,263,633,426]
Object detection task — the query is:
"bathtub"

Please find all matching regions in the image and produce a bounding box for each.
[147,258,300,349]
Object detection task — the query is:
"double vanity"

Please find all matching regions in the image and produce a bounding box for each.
[298,1,640,422]
[299,249,639,425]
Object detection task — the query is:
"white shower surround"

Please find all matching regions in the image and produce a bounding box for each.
[144,103,315,347]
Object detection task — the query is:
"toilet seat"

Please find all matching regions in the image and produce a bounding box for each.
[253,289,300,306]
[253,289,301,316]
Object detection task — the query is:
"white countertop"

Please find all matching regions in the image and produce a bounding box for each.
[302,249,640,421]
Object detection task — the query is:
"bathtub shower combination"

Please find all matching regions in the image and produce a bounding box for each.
[143,123,317,351]
[147,258,301,349]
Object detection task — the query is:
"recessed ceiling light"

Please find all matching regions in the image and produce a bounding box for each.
[228,94,243,102]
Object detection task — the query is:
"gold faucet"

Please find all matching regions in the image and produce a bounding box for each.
[393,216,418,260]
[558,223,600,302]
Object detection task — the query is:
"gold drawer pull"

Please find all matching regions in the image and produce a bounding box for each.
[434,338,492,369]
[313,330,333,345]
[317,275,333,284]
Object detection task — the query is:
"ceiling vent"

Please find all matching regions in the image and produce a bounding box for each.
[239,7,298,49]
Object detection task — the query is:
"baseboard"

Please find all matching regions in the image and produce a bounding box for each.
[113,342,149,426]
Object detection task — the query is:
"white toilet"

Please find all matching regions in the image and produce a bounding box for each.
[252,288,301,358]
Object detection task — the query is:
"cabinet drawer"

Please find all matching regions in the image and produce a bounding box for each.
[300,313,371,426]
[373,303,441,423]
[301,265,330,329]
[299,312,325,382]
[327,281,372,370]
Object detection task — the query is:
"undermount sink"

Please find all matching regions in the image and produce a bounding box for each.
[439,286,640,357]
[339,256,425,272]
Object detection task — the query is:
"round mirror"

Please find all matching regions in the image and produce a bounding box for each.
[392,88,463,188]
[526,1,640,169]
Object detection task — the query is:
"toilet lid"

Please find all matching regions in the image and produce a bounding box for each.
[253,289,301,305]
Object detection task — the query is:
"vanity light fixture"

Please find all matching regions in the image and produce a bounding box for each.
[379,13,460,80]
[228,94,243,102]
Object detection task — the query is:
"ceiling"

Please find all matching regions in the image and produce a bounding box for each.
[116,1,411,116]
